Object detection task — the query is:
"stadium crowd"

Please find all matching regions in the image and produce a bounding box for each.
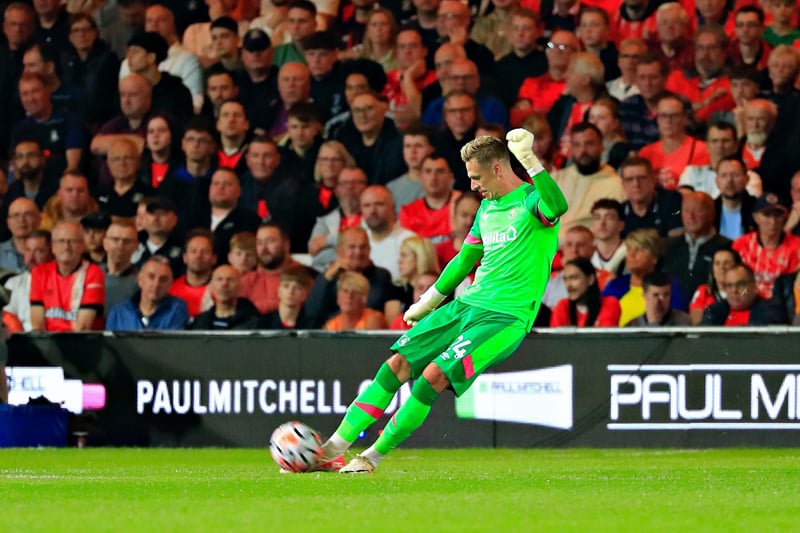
[1,0,800,332]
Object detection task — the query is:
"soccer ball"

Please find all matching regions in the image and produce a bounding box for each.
[269,421,324,472]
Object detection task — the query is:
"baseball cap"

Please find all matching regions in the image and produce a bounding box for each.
[80,211,111,230]
[145,196,178,214]
[754,193,788,215]
[127,31,169,65]
[210,16,238,35]
[243,28,271,52]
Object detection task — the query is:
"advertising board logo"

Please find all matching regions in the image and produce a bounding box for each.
[455,365,573,429]
[6,367,105,414]
[608,364,800,430]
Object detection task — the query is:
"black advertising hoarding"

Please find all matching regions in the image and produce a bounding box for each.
[7,328,800,448]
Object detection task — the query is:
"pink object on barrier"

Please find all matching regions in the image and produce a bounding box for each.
[82,384,106,410]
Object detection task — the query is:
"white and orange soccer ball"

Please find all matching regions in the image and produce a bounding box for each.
[269,421,324,472]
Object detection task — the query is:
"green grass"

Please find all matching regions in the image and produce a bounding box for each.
[2,448,799,532]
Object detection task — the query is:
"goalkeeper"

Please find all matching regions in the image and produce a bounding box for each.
[308,129,568,474]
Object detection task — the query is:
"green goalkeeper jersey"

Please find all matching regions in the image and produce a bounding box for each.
[457,183,560,327]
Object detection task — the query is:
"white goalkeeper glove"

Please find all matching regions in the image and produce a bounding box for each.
[506,128,544,176]
[403,286,446,326]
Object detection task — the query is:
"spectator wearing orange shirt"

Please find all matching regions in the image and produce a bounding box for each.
[240,222,311,314]
[323,271,388,330]
[610,0,661,44]
[550,257,621,327]
[732,193,800,299]
[512,30,579,125]
[169,229,215,317]
[30,222,105,332]
[399,153,461,243]
[638,93,709,190]
[666,25,735,126]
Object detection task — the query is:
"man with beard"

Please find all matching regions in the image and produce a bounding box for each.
[240,222,313,314]
[741,98,777,171]
[169,229,216,318]
[1,141,57,235]
[360,186,416,281]
[553,122,626,243]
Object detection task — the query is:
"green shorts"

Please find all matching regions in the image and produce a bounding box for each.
[390,300,527,396]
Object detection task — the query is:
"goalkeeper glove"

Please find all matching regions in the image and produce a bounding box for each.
[506,128,544,176]
[404,286,446,326]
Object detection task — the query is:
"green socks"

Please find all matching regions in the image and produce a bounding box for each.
[373,377,439,456]
[334,362,402,443]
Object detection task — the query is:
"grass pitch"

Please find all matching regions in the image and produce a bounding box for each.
[3,448,799,532]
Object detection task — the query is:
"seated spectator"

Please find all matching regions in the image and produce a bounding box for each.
[389,271,438,330]
[182,2,248,68]
[433,90,481,190]
[606,38,647,102]
[577,6,620,82]
[333,90,405,185]
[731,10,766,71]
[312,140,355,214]
[260,265,315,329]
[0,198,41,274]
[305,226,395,326]
[470,0,516,60]
[550,257,621,328]
[173,118,217,214]
[784,171,800,236]
[106,255,189,330]
[386,235,440,323]
[190,265,259,329]
[619,53,669,151]
[190,167,261,263]
[432,0,494,73]
[620,155,683,238]
[386,124,435,212]
[701,263,787,325]
[741,98,777,172]
[649,2,694,73]
[626,271,691,326]
[435,191,481,272]
[90,74,153,186]
[3,140,58,217]
[513,30,578,123]
[238,135,320,251]
[96,138,153,218]
[80,211,109,265]
[232,29,278,131]
[278,102,323,185]
[494,8,547,109]
[714,65,762,138]
[603,228,689,326]
[662,191,732,298]
[3,230,52,333]
[302,31,347,122]
[240,222,312,314]
[588,97,632,170]
[638,93,710,190]
[714,156,757,241]
[665,25,735,127]
[267,62,312,141]
[308,167,367,272]
[227,231,258,274]
[11,72,85,181]
[200,67,239,121]
[30,222,105,331]
[689,247,742,325]
[102,218,139,310]
[678,122,762,199]
[40,171,99,231]
[554,123,626,242]
[764,45,800,107]
[732,193,800,299]
[323,60,386,141]
[544,225,613,309]
[361,185,417,282]
[135,196,185,278]
[548,52,606,160]
[399,153,462,243]
[590,198,627,276]
[323,271,388,330]
[383,27,436,127]
[139,114,183,196]
[271,0,317,67]
[169,229,215,318]
[205,16,244,73]
[215,99,250,176]
[125,30,193,125]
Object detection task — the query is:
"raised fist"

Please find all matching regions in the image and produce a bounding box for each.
[506,128,540,171]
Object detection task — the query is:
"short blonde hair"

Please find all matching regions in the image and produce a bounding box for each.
[624,228,662,256]
[337,271,370,299]
[399,236,440,284]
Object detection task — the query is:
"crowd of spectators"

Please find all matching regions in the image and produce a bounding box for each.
[2,0,800,333]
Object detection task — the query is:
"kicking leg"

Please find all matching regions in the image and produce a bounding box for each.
[322,353,411,460]
[340,362,448,473]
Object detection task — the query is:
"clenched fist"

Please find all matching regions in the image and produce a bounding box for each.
[506,128,542,172]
